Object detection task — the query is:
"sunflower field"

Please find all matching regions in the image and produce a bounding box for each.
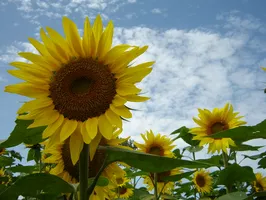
[0,15,266,200]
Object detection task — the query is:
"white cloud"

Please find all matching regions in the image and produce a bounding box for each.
[128,0,136,3]
[151,8,162,14]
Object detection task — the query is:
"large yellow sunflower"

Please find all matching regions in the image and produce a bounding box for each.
[190,103,246,153]
[134,130,175,157]
[143,168,181,195]
[253,173,266,192]
[5,15,154,164]
[193,169,212,194]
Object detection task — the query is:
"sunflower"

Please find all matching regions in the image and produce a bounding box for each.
[143,168,181,195]
[0,148,5,155]
[5,15,154,165]
[0,168,10,185]
[134,130,175,157]
[253,173,266,192]
[193,169,212,194]
[262,67,266,71]
[43,128,127,199]
[110,185,134,199]
[190,103,246,154]
[111,173,130,187]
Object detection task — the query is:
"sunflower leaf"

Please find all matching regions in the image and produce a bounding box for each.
[230,144,263,151]
[0,119,46,148]
[217,164,256,189]
[0,156,15,167]
[161,170,195,182]
[258,157,266,168]
[7,165,36,173]
[216,192,247,200]
[208,119,266,142]
[101,146,215,172]
[171,126,200,146]
[0,173,75,199]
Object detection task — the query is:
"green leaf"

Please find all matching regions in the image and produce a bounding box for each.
[0,156,14,167]
[7,166,36,173]
[101,146,216,173]
[185,145,203,153]
[258,157,266,168]
[0,119,46,148]
[231,144,264,151]
[162,170,195,182]
[217,192,247,200]
[127,170,150,178]
[27,148,35,162]
[217,164,256,188]
[173,149,182,159]
[209,119,266,142]
[9,150,22,161]
[171,126,200,146]
[243,152,266,160]
[88,176,109,187]
[197,155,223,167]
[244,191,266,200]
[0,173,74,199]
[129,188,150,200]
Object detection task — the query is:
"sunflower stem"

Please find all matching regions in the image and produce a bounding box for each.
[79,144,89,200]
[222,151,230,193]
[154,173,158,200]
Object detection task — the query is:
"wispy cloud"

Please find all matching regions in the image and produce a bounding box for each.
[151,8,162,14]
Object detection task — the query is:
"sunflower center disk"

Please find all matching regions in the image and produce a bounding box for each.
[196,175,206,187]
[118,187,127,195]
[49,58,116,122]
[210,122,228,135]
[151,171,171,182]
[149,146,163,156]
[116,177,124,185]
[62,140,107,181]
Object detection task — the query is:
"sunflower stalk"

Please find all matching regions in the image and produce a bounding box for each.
[154,173,158,200]
[222,151,231,193]
[79,144,89,200]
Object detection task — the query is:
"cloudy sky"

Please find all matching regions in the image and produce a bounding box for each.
[0,0,265,170]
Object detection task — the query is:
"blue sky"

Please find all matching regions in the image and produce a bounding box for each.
[0,0,266,170]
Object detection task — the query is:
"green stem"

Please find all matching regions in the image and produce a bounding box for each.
[222,151,230,193]
[192,152,197,199]
[154,173,158,200]
[79,144,89,200]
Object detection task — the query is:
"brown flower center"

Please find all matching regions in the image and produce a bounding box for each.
[256,182,263,192]
[116,177,124,185]
[49,58,116,122]
[118,186,127,195]
[208,122,229,135]
[150,171,171,182]
[196,174,206,187]
[148,146,163,156]
[61,139,107,181]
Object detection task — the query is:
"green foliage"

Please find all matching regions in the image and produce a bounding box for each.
[0,173,75,200]
[171,126,200,146]
[27,148,41,163]
[88,176,109,187]
[7,166,36,173]
[217,192,247,200]
[217,164,256,189]
[162,170,195,182]
[0,119,46,148]
[0,156,14,167]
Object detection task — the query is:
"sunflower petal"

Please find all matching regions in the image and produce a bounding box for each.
[18,98,53,114]
[85,117,98,140]
[70,130,84,165]
[110,105,132,119]
[116,83,141,96]
[98,20,114,60]
[98,114,113,140]
[60,119,78,142]
[28,109,60,128]
[82,17,92,57]
[92,15,103,46]
[80,122,91,144]
[8,70,49,85]
[42,115,64,139]
[105,109,122,128]
[90,133,102,160]
[102,44,131,65]
[9,62,50,77]
[123,95,150,102]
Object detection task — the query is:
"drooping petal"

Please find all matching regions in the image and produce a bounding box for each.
[70,130,84,165]
[60,119,78,142]
[105,109,122,128]
[80,122,91,144]
[90,133,102,160]
[98,114,113,140]
[85,117,98,140]
[42,114,64,139]
[110,105,132,119]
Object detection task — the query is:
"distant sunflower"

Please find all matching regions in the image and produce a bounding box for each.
[253,173,266,192]
[262,67,266,71]
[0,168,10,185]
[112,186,134,199]
[143,168,180,195]
[134,130,175,157]
[193,169,212,194]
[5,15,154,164]
[190,103,246,153]
[111,173,130,187]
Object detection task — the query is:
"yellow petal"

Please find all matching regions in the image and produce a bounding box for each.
[82,17,92,57]
[43,115,64,139]
[62,17,84,57]
[85,117,98,140]
[60,119,78,142]
[18,52,54,71]
[97,20,114,61]
[5,82,49,98]
[116,83,141,96]
[110,105,132,119]
[50,161,64,175]
[7,69,50,85]
[70,131,84,165]
[18,98,53,114]
[28,109,60,128]
[117,67,152,83]
[98,114,113,140]
[92,15,103,47]
[123,95,150,102]
[9,62,51,77]
[80,122,91,144]
[46,127,61,149]
[112,95,127,106]
[105,109,122,128]
[102,44,131,65]
[90,133,102,160]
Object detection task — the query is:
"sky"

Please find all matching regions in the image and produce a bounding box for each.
[0,0,266,172]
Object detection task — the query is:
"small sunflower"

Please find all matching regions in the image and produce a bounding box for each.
[262,67,266,71]
[190,103,246,153]
[111,173,130,187]
[253,173,266,192]
[134,130,175,157]
[193,169,212,194]
[0,148,6,155]
[0,168,10,185]
[5,15,154,165]
[143,168,180,195]
[111,186,134,199]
